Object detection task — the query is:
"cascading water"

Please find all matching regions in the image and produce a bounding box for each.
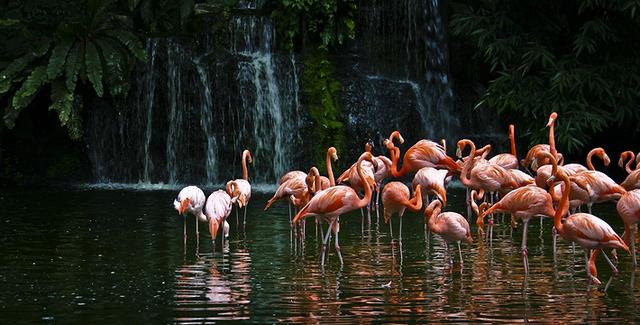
[85,4,303,186]
[84,0,497,187]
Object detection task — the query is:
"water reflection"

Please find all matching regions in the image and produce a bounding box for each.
[1,189,639,322]
[173,249,252,322]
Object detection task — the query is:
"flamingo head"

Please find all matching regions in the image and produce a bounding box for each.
[456,139,473,158]
[328,147,338,161]
[243,149,253,164]
[546,112,558,127]
[383,139,395,151]
[175,197,191,215]
[364,142,373,153]
[387,130,405,146]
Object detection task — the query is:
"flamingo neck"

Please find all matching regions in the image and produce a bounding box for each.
[460,141,476,186]
[355,156,373,209]
[426,200,442,229]
[326,151,335,187]
[389,146,406,178]
[509,125,517,157]
[405,186,422,212]
[241,150,250,180]
[554,171,570,233]
[548,119,557,159]
[620,151,635,174]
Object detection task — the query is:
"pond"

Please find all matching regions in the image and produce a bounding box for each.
[1,186,639,323]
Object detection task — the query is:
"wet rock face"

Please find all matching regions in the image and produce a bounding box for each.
[83,1,501,185]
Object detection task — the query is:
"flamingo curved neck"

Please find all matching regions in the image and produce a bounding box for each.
[242,150,250,180]
[405,186,422,212]
[509,125,517,157]
[326,151,335,187]
[389,146,407,178]
[620,151,635,174]
[427,201,442,229]
[554,171,570,233]
[460,141,476,186]
[355,156,373,209]
[585,149,606,171]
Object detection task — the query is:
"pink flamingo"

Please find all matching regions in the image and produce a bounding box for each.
[534,147,606,189]
[619,151,640,191]
[616,189,640,266]
[381,182,423,241]
[456,139,518,200]
[477,152,557,274]
[384,131,461,178]
[226,149,253,225]
[204,190,234,252]
[549,163,629,285]
[412,167,448,206]
[521,112,564,171]
[292,152,375,266]
[489,124,519,169]
[174,186,207,242]
[424,199,473,267]
[570,148,626,214]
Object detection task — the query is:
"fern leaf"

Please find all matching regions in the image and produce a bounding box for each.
[49,79,74,126]
[94,38,128,97]
[47,39,73,79]
[11,65,48,109]
[65,45,82,92]
[105,29,146,61]
[85,41,104,97]
[0,53,36,94]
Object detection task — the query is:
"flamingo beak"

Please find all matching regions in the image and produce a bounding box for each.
[603,154,610,166]
[332,152,339,161]
[177,198,191,215]
[455,147,462,158]
[546,113,557,127]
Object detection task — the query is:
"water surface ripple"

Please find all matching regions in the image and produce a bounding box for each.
[0,188,639,323]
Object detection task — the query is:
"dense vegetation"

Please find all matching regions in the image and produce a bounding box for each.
[450,0,640,153]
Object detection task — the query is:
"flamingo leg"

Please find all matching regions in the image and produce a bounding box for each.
[288,203,292,223]
[334,221,344,265]
[458,241,464,269]
[321,219,335,266]
[552,226,557,256]
[633,227,637,267]
[389,217,393,241]
[243,203,248,225]
[183,217,187,241]
[399,215,403,242]
[196,216,199,238]
[466,188,472,220]
[236,207,239,224]
[522,219,529,275]
[601,250,618,275]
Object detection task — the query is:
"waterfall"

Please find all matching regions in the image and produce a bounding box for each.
[142,41,158,182]
[86,8,303,185]
[166,41,183,184]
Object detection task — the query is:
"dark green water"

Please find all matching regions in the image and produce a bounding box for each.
[1,186,639,323]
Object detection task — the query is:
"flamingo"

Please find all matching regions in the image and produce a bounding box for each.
[619,151,640,191]
[477,153,557,274]
[412,167,448,206]
[521,112,564,171]
[549,163,629,285]
[292,152,375,266]
[534,147,606,189]
[381,182,423,241]
[174,186,207,242]
[226,149,252,225]
[384,130,461,178]
[570,148,626,214]
[204,190,233,252]
[456,139,518,200]
[489,124,519,169]
[616,189,640,266]
[424,199,473,267]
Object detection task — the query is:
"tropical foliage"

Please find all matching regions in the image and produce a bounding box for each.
[1,0,146,139]
[270,0,357,51]
[302,49,345,171]
[451,0,640,153]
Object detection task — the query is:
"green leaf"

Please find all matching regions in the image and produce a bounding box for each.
[11,65,48,110]
[94,39,128,97]
[47,38,73,79]
[105,29,146,61]
[49,79,74,125]
[65,45,82,93]
[0,53,36,94]
[85,41,104,97]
